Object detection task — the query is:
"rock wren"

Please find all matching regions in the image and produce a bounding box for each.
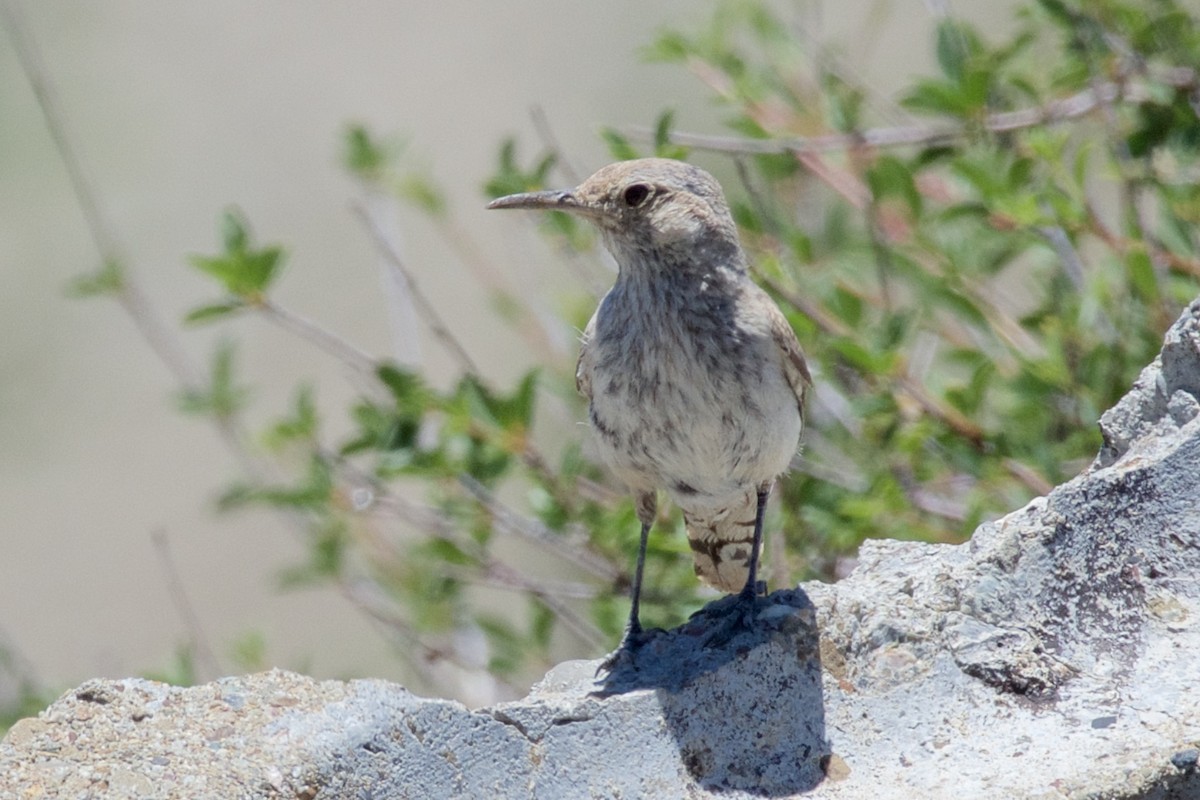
[489,158,810,661]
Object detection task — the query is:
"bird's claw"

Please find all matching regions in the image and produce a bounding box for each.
[594,625,661,678]
[695,587,765,649]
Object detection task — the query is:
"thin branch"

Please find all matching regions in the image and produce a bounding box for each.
[3,3,203,391]
[895,375,986,447]
[150,529,223,681]
[3,4,499,691]
[732,155,777,234]
[457,473,621,582]
[2,3,118,261]
[1,2,282,482]
[441,562,599,601]
[352,202,481,374]
[624,69,1198,158]
[257,298,379,376]
[360,190,425,367]
[1085,202,1200,279]
[332,456,610,652]
[759,275,986,447]
[337,577,520,697]
[1004,458,1054,497]
[478,562,608,652]
[756,273,851,338]
[530,104,582,186]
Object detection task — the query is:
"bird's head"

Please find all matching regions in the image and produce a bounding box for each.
[488,158,743,272]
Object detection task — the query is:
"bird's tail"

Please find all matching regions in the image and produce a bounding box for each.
[683,488,762,594]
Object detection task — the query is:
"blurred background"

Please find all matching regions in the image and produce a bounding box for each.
[0,2,1018,700]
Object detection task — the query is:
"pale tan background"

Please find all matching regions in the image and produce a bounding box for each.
[0,2,1010,695]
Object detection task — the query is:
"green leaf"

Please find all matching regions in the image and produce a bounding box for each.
[457,370,539,432]
[183,300,246,325]
[902,78,971,118]
[188,247,283,298]
[221,210,249,253]
[829,285,865,327]
[641,30,690,63]
[66,259,125,298]
[1125,248,1159,302]
[377,362,432,410]
[823,70,865,133]
[483,139,557,198]
[539,210,593,252]
[420,537,477,568]
[530,602,555,651]
[867,156,922,216]
[264,385,319,449]
[177,340,249,419]
[654,109,675,151]
[477,615,524,675]
[229,631,268,672]
[650,109,689,160]
[830,337,893,373]
[1035,0,1076,26]
[343,124,390,180]
[140,646,197,687]
[189,211,285,298]
[600,128,641,161]
[753,152,801,179]
[278,519,347,587]
[936,19,972,81]
[398,174,447,218]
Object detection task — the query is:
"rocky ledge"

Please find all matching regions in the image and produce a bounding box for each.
[3,299,1199,799]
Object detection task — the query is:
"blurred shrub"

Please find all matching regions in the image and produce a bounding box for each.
[70,0,1200,696]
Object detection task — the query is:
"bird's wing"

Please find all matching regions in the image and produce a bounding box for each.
[767,300,812,415]
[575,312,597,401]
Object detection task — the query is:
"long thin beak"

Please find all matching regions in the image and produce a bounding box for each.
[487,189,583,212]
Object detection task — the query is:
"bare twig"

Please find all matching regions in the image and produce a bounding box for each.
[359,190,425,367]
[1085,202,1200,279]
[624,69,1198,158]
[3,4,503,690]
[1,2,279,482]
[2,3,201,391]
[257,298,379,376]
[1004,458,1054,497]
[530,104,582,186]
[3,4,116,265]
[441,563,599,601]
[333,455,610,652]
[755,273,851,338]
[337,577,521,697]
[457,473,621,582]
[150,530,223,681]
[731,156,776,234]
[479,562,608,652]
[352,202,481,374]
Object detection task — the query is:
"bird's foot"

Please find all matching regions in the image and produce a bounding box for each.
[692,583,766,649]
[594,624,661,678]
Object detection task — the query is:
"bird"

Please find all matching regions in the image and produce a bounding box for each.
[488,158,810,665]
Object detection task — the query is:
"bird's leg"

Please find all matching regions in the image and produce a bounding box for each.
[620,518,651,642]
[698,484,771,648]
[595,520,652,676]
[738,485,771,601]
[597,497,659,677]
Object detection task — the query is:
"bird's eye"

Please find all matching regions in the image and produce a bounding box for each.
[622,183,651,208]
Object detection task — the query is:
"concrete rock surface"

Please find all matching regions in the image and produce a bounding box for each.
[3,299,1199,799]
